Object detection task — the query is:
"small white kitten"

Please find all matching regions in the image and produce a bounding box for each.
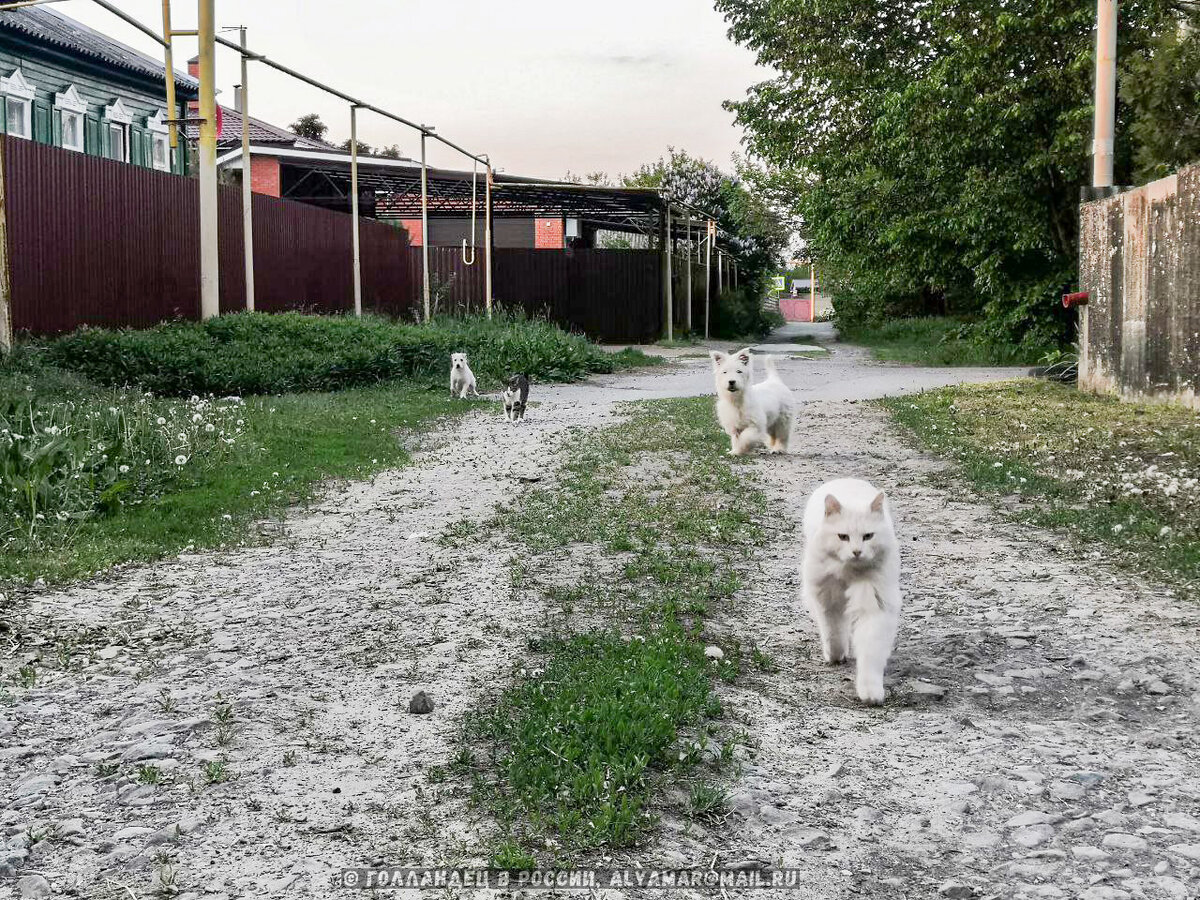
[802,478,901,705]
[710,348,795,455]
[449,352,478,399]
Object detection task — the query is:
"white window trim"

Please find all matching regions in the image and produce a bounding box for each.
[2,69,34,140]
[103,98,133,126]
[150,133,169,171]
[1,68,35,102]
[59,109,84,152]
[146,109,169,133]
[53,84,87,114]
[106,121,128,162]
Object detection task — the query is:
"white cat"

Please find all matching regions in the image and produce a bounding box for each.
[710,348,794,455]
[801,478,901,705]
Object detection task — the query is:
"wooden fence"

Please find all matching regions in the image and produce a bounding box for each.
[0,136,663,344]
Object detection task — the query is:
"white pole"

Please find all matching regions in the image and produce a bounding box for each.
[810,263,817,322]
[197,0,219,320]
[420,131,431,322]
[239,26,254,312]
[664,205,673,342]
[685,213,693,332]
[704,221,713,340]
[485,162,493,319]
[1092,0,1117,188]
[350,104,362,316]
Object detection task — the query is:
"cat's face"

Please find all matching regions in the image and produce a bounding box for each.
[451,353,468,371]
[820,492,889,567]
[710,349,753,396]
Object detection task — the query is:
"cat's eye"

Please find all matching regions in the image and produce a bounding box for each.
[838,534,849,541]
[863,533,874,540]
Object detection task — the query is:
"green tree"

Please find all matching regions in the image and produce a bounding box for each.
[716,0,1199,354]
[339,138,373,156]
[290,113,328,142]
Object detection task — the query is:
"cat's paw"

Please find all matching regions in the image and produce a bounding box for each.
[856,683,886,706]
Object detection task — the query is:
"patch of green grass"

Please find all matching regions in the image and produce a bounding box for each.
[466,396,771,859]
[839,317,1038,366]
[881,380,1200,593]
[688,782,728,823]
[490,841,537,871]
[1,379,470,585]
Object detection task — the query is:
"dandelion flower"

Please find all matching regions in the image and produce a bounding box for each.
[174,454,188,466]
[157,417,167,425]
[205,423,215,433]
[119,465,130,474]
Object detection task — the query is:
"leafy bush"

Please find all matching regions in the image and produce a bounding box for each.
[835,316,1043,366]
[709,288,783,341]
[47,311,654,396]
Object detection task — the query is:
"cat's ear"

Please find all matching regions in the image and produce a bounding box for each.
[736,348,752,365]
[710,351,727,367]
[824,494,842,516]
[871,492,885,513]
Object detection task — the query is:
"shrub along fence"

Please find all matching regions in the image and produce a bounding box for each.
[0,136,664,345]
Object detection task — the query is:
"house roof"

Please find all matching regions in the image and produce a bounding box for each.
[0,4,198,95]
[189,104,341,152]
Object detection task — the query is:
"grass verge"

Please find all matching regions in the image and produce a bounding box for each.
[881,380,1199,594]
[456,397,769,862]
[839,316,1039,366]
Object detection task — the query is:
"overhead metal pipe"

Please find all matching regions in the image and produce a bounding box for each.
[87,0,168,45]
[211,34,489,168]
[350,104,362,316]
[197,0,219,320]
[239,25,254,312]
[420,131,431,322]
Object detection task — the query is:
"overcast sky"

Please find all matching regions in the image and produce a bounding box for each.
[51,0,767,179]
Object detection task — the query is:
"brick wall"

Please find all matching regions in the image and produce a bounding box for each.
[397,219,423,246]
[249,155,281,197]
[535,217,564,249]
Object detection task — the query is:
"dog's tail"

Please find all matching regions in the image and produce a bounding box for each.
[761,353,783,382]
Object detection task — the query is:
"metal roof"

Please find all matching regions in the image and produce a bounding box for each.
[0,5,198,95]
[186,105,341,152]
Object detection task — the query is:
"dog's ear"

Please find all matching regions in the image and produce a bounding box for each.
[710,350,727,367]
[824,494,842,517]
[871,492,885,513]
[736,348,752,365]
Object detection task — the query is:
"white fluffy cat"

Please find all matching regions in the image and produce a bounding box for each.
[710,348,794,455]
[801,477,901,705]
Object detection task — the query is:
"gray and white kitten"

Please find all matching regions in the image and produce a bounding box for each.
[502,373,530,423]
[801,477,901,705]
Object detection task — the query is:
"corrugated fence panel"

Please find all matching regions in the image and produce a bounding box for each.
[2,136,415,334]
[494,248,661,344]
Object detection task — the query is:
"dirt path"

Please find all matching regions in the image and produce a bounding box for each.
[653,401,1200,900]
[12,342,1185,900]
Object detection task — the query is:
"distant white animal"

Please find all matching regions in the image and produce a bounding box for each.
[802,478,902,706]
[449,352,478,399]
[709,348,794,455]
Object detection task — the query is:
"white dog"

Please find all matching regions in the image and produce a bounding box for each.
[802,478,901,705]
[710,348,794,455]
[449,352,478,399]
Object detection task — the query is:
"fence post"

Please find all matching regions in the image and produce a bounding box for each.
[685,213,693,333]
[661,205,673,342]
[420,131,431,322]
[0,137,10,352]
[705,221,713,340]
[485,161,493,319]
[239,26,255,312]
[350,104,362,316]
[197,0,219,319]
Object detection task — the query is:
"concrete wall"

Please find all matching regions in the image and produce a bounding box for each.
[1079,163,1200,408]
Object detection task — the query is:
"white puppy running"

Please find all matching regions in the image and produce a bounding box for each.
[449,352,478,399]
[710,348,795,455]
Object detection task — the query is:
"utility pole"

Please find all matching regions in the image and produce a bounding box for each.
[197,0,219,319]
[662,205,673,342]
[684,212,693,332]
[704,220,713,340]
[238,25,254,311]
[485,161,494,319]
[1092,0,1117,189]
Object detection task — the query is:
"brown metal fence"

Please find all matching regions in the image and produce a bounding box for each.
[1,136,663,343]
[1,136,418,333]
